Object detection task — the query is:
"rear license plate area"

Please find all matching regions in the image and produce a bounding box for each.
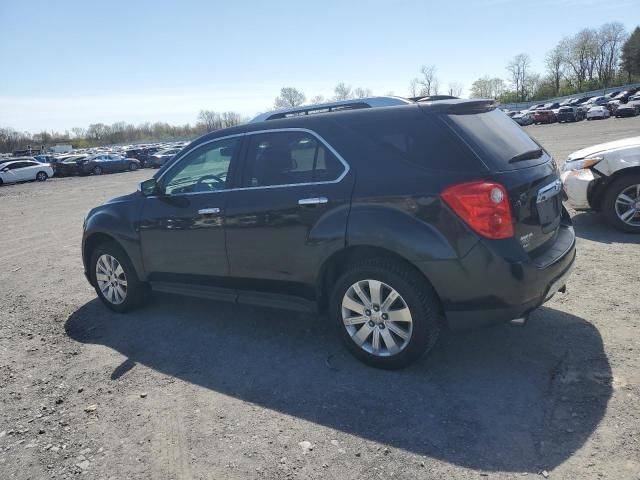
[537,180,562,231]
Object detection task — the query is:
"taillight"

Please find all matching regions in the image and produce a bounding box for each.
[441,181,514,239]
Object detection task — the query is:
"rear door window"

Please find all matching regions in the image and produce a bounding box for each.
[242,131,344,187]
[444,108,548,171]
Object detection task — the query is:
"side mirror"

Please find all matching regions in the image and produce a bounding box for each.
[139,178,161,196]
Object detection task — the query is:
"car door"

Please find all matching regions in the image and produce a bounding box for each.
[138,135,243,282]
[113,155,126,171]
[225,129,354,290]
[21,161,39,180]
[1,163,21,183]
[12,162,32,181]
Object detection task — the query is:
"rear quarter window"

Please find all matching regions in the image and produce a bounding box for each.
[340,107,484,173]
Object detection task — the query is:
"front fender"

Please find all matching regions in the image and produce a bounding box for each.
[83,196,145,280]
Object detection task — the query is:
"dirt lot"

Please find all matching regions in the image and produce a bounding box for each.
[1,117,639,480]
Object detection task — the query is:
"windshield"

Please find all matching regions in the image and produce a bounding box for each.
[445,108,548,171]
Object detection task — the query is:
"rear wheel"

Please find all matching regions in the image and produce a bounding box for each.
[90,241,149,312]
[331,258,441,369]
[93,166,103,175]
[603,173,640,233]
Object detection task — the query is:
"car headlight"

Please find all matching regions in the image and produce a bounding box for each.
[562,156,603,173]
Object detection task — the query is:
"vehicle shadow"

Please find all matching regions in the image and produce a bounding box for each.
[65,296,611,473]
[572,211,639,244]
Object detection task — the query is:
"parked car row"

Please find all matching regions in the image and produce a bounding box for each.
[506,87,640,126]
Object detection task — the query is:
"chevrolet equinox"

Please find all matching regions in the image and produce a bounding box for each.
[82,98,576,369]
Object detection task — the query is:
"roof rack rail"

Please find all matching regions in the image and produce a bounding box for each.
[410,95,459,102]
[250,96,414,123]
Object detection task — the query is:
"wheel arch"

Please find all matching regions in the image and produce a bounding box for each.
[316,245,445,322]
[590,166,640,211]
[83,231,145,285]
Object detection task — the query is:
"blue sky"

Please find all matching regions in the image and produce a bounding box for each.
[0,0,637,132]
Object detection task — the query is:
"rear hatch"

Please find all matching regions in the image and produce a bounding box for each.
[441,107,563,254]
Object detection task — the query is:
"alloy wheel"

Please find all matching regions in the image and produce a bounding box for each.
[615,184,640,227]
[36,172,47,181]
[341,279,413,357]
[96,254,128,305]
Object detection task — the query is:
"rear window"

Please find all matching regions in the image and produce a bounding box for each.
[444,109,548,171]
[559,107,573,112]
[343,108,483,173]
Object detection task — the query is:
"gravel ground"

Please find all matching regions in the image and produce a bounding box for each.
[1,116,639,480]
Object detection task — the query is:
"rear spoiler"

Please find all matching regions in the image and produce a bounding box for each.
[418,99,496,115]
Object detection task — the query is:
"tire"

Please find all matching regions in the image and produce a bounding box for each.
[93,166,103,175]
[0,178,3,186]
[129,162,138,171]
[330,257,441,369]
[602,173,640,233]
[90,241,149,312]
[36,171,48,182]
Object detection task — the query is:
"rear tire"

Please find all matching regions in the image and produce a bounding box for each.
[602,173,640,233]
[90,241,149,312]
[93,166,103,175]
[331,258,441,369]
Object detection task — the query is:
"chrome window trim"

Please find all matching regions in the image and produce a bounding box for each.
[153,128,350,198]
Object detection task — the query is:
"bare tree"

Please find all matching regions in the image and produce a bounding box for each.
[221,111,243,128]
[333,83,353,101]
[414,65,439,96]
[507,53,532,101]
[198,110,222,132]
[596,22,628,86]
[545,45,565,95]
[447,82,464,97]
[71,127,86,139]
[309,95,326,105]
[564,30,598,89]
[354,87,372,98]
[470,76,505,99]
[274,87,306,109]
[408,79,420,97]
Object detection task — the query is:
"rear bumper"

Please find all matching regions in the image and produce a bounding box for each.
[419,220,576,331]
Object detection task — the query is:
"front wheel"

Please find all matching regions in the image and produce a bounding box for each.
[331,258,441,369]
[90,241,149,312]
[129,162,138,171]
[603,173,640,233]
[93,166,103,175]
[36,171,48,181]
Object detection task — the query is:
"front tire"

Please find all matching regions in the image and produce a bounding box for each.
[36,171,48,181]
[331,258,441,369]
[93,166,103,175]
[602,173,640,233]
[90,241,149,312]
[129,162,138,171]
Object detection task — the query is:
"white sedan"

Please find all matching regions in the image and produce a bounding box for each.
[561,136,640,232]
[586,106,610,120]
[0,160,54,185]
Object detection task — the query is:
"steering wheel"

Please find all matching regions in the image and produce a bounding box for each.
[195,174,225,191]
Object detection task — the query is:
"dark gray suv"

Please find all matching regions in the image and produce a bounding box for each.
[82,98,575,369]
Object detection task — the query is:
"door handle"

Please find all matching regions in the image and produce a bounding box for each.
[198,207,221,215]
[298,197,328,206]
